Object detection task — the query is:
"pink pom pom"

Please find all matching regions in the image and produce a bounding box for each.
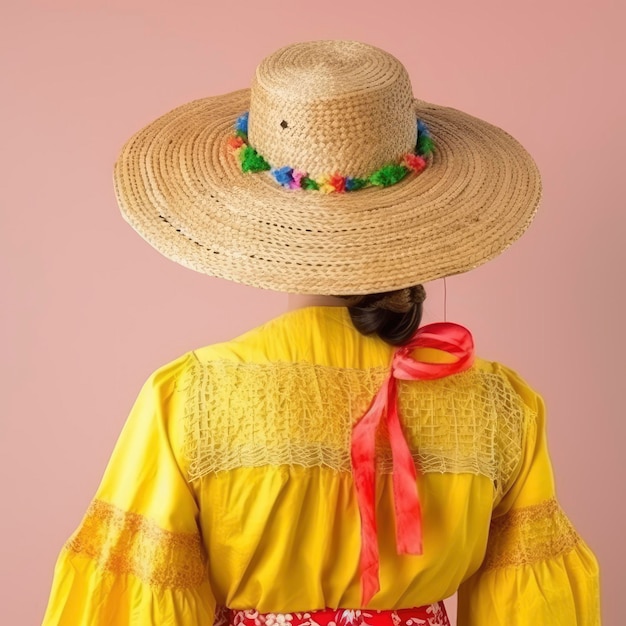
[288,169,306,189]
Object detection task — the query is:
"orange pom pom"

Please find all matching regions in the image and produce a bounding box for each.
[227,135,245,149]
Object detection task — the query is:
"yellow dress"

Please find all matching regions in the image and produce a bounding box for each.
[41,306,601,625]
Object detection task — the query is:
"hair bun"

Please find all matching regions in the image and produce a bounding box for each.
[340,285,426,346]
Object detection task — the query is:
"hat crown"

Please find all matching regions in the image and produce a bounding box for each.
[248,40,417,179]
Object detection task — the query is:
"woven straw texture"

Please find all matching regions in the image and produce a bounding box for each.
[113,40,542,295]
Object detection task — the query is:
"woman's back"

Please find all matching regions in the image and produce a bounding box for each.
[42,306,599,624]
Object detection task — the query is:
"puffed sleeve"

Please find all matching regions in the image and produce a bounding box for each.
[457,363,601,626]
[41,353,216,626]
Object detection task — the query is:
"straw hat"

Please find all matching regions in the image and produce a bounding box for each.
[113,40,542,295]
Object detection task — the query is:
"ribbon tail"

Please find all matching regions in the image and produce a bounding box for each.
[350,377,389,605]
[386,377,423,555]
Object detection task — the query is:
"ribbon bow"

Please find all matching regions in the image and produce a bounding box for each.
[350,322,475,605]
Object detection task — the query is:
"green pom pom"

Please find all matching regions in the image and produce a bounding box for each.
[417,135,434,156]
[301,176,320,190]
[240,146,270,172]
[235,130,248,140]
[369,164,409,187]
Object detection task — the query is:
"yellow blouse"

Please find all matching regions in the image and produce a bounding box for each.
[42,306,601,625]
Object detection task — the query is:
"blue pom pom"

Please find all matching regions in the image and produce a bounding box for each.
[235,112,249,134]
[417,119,430,138]
[271,166,294,187]
[345,177,367,191]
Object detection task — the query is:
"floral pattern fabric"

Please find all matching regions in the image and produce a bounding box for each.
[214,605,450,626]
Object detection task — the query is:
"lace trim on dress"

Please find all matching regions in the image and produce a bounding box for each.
[482,497,582,570]
[64,499,207,588]
[181,358,536,498]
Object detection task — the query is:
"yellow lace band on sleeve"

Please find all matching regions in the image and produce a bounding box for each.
[482,497,582,570]
[65,499,207,589]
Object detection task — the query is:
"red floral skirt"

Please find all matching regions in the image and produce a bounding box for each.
[216,605,450,626]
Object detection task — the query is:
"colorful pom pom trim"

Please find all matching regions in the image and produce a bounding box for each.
[227,112,434,194]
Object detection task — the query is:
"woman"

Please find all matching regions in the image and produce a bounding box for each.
[42,40,600,625]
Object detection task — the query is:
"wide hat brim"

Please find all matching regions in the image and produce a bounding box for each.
[113,88,542,295]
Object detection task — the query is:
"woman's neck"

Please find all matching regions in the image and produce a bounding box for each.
[286,293,347,311]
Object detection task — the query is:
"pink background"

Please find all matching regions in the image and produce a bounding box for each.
[1,1,624,623]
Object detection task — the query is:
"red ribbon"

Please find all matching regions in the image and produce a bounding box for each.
[350,322,475,605]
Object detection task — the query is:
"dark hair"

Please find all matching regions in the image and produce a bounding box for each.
[338,285,426,346]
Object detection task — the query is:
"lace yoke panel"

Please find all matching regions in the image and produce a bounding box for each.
[180,358,536,498]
